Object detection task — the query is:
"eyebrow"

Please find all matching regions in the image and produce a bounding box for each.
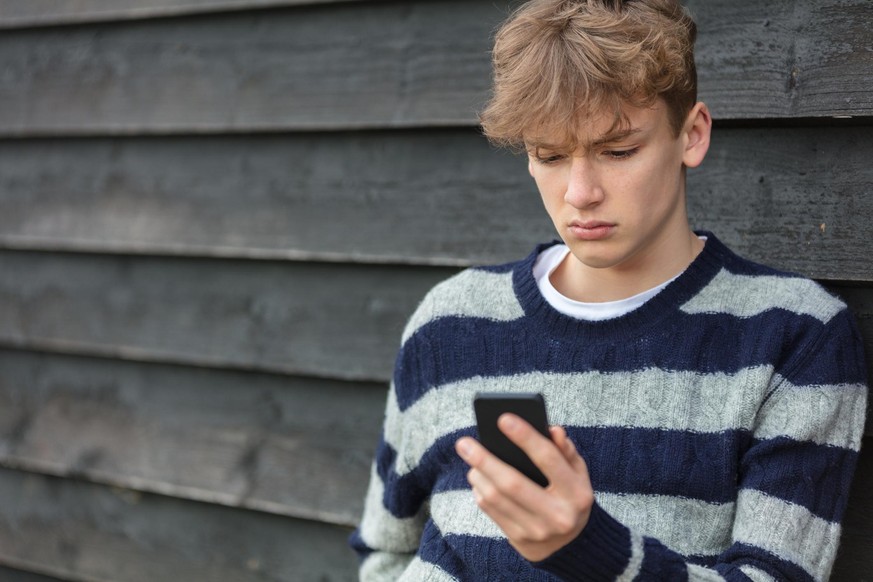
[526,127,644,153]
[589,127,643,147]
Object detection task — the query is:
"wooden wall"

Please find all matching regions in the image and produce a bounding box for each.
[0,0,870,580]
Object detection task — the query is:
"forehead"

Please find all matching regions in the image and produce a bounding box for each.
[524,99,669,151]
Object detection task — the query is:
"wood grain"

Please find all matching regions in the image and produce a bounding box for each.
[0,1,497,135]
[0,468,357,582]
[0,349,383,526]
[0,0,367,29]
[1,125,872,280]
[0,0,871,136]
[0,566,66,582]
[0,250,455,382]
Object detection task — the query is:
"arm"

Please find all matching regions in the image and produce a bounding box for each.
[457,309,867,581]
[350,385,430,580]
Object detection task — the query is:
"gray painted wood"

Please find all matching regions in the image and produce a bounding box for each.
[687,0,873,120]
[0,566,65,582]
[0,249,870,395]
[0,130,550,268]
[0,0,367,29]
[1,125,871,280]
[0,349,383,527]
[0,0,871,137]
[0,250,455,382]
[0,1,497,135]
[0,468,357,582]
[686,125,873,282]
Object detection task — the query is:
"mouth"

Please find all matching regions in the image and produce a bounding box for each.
[567,220,615,241]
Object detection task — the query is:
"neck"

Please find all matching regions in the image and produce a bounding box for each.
[552,229,704,303]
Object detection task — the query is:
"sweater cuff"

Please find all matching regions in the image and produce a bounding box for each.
[531,502,632,581]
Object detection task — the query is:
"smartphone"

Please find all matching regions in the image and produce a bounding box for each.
[473,392,550,487]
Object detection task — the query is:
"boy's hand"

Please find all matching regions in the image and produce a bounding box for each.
[455,414,594,562]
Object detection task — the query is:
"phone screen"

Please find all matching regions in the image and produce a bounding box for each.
[473,392,550,487]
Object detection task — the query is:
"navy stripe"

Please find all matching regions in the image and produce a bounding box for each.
[741,437,859,522]
[573,426,750,504]
[374,435,437,519]
[716,543,816,582]
[419,523,563,581]
[393,308,848,412]
[781,309,867,387]
[637,536,690,581]
[386,426,752,509]
[347,530,374,562]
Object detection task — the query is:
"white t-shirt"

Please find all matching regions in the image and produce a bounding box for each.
[532,243,693,321]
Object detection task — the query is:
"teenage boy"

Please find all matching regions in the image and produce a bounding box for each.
[350,0,867,580]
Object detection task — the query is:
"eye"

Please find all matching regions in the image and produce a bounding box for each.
[604,148,638,160]
[534,153,567,165]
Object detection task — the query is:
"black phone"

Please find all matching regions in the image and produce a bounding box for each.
[473,392,550,487]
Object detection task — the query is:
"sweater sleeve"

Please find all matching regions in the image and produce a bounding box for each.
[348,381,430,581]
[533,308,868,582]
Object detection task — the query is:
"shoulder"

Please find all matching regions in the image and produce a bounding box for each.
[400,264,524,344]
[398,244,558,344]
[681,241,846,325]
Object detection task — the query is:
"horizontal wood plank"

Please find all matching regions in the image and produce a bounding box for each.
[2,125,872,280]
[0,438,869,581]
[0,1,497,135]
[0,252,871,392]
[687,0,873,120]
[0,250,455,382]
[0,349,382,526]
[0,0,871,136]
[0,130,550,268]
[0,344,867,537]
[686,125,873,281]
[0,566,66,582]
[0,468,357,582]
[0,0,367,29]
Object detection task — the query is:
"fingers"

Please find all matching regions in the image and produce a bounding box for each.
[497,414,583,489]
[550,425,590,476]
[456,436,548,500]
[465,465,541,538]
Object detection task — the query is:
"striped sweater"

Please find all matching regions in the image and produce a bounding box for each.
[350,233,867,581]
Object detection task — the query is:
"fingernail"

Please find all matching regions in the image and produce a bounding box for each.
[500,414,518,431]
[457,440,472,458]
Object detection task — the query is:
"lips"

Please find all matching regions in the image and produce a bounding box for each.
[567,220,615,241]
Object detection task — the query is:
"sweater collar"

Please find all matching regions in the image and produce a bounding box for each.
[511,231,729,343]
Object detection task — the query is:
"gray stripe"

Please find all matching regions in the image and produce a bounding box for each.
[401,269,523,344]
[430,489,503,540]
[738,565,778,582]
[359,463,427,552]
[397,558,459,582]
[757,377,866,450]
[617,530,645,581]
[386,368,770,475]
[386,368,861,476]
[680,269,845,323]
[733,489,839,582]
[361,552,417,582]
[598,492,735,559]
[431,489,735,561]
[687,564,727,581]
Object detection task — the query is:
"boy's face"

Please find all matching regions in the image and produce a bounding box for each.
[525,99,710,277]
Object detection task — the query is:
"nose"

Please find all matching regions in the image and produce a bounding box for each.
[564,157,604,208]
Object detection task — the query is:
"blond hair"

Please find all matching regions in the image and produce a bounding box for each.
[480,0,697,150]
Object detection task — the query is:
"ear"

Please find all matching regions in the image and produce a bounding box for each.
[681,102,712,169]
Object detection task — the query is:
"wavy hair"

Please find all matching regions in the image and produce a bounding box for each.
[480,0,698,150]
